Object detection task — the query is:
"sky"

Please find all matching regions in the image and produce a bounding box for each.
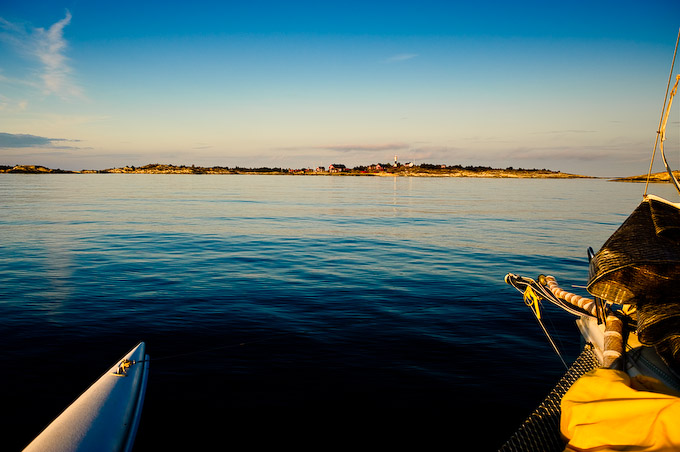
[0,1,679,177]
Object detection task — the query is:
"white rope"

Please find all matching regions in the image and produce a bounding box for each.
[544,275,598,317]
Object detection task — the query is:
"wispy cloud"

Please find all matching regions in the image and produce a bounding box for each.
[0,132,81,149]
[532,129,598,135]
[0,16,23,44]
[0,93,28,112]
[34,11,80,98]
[0,11,82,99]
[506,145,620,161]
[320,143,411,153]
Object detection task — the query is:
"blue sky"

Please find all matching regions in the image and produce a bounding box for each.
[0,1,679,176]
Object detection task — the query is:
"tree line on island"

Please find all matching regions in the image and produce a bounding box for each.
[0,162,585,178]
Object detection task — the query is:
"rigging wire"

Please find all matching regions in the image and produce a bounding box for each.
[513,275,571,370]
[543,303,571,369]
[659,75,680,194]
[529,292,570,370]
[645,28,680,197]
[535,312,569,370]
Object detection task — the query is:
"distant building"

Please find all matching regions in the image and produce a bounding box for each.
[328,164,347,173]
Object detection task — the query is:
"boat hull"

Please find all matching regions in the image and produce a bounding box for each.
[24,342,149,452]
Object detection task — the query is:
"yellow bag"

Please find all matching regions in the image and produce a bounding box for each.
[561,368,680,451]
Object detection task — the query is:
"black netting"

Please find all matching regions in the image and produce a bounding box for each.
[637,296,680,374]
[499,346,600,452]
[587,197,680,304]
[588,196,680,372]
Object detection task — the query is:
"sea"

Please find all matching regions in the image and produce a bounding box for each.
[2,174,677,450]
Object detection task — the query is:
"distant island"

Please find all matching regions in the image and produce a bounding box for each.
[611,170,680,183]
[0,163,590,178]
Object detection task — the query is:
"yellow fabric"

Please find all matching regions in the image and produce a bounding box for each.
[561,368,680,451]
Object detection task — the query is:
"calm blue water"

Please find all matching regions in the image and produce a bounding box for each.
[2,175,676,450]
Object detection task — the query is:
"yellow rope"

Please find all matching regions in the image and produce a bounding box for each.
[523,285,542,320]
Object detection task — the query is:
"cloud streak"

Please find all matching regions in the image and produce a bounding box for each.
[0,132,81,149]
[0,11,82,99]
[320,143,411,153]
[505,145,621,161]
[34,11,80,98]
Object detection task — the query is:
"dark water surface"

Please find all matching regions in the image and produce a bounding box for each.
[2,175,675,450]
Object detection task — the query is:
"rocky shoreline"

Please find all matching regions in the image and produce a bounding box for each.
[0,163,591,178]
[611,170,680,183]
